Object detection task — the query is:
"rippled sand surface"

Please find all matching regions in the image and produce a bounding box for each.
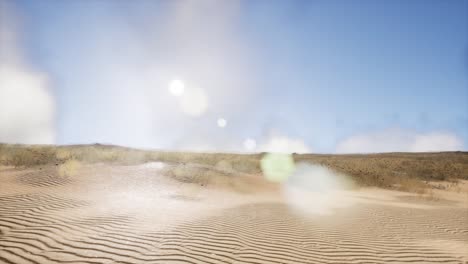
[1,163,467,264]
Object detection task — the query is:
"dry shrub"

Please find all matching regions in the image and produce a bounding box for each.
[163,163,255,193]
[56,145,147,165]
[0,156,7,165]
[65,146,120,163]
[56,148,74,160]
[230,157,261,174]
[295,152,468,190]
[2,143,466,195]
[0,144,150,167]
[58,159,81,177]
[146,151,261,174]
[396,177,427,194]
[166,165,215,186]
[215,160,233,172]
[164,163,241,185]
[0,145,57,167]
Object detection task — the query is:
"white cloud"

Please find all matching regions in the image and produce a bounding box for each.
[336,128,463,153]
[409,133,463,152]
[0,3,55,144]
[0,66,55,144]
[243,138,257,151]
[179,87,209,117]
[260,135,310,153]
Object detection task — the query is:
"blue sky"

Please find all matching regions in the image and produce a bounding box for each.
[1,0,467,153]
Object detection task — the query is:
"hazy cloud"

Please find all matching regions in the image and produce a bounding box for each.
[0,2,55,144]
[45,0,258,150]
[336,128,463,153]
[260,135,310,153]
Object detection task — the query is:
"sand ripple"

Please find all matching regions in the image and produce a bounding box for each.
[0,164,467,263]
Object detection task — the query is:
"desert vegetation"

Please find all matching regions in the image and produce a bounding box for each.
[1,143,467,192]
[1,144,467,263]
[294,152,468,188]
[57,159,81,178]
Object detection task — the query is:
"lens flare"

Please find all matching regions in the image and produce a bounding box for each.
[243,138,256,151]
[283,163,355,215]
[260,153,295,182]
[179,87,208,116]
[217,118,227,128]
[168,79,185,96]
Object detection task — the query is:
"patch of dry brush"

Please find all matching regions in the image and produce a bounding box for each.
[1,143,466,193]
[294,152,468,188]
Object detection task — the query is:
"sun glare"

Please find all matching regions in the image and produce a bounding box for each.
[179,87,208,117]
[217,118,227,128]
[169,79,185,96]
[243,138,257,151]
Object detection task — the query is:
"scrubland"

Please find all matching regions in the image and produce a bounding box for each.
[1,143,466,192]
[1,143,467,263]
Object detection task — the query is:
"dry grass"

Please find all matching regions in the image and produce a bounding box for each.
[395,177,428,194]
[145,151,262,173]
[0,144,57,167]
[1,143,466,193]
[55,145,147,164]
[164,165,220,186]
[161,163,260,193]
[0,144,149,167]
[294,152,468,189]
[57,159,81,178]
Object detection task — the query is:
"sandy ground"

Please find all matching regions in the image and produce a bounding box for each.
[0,163,467,264]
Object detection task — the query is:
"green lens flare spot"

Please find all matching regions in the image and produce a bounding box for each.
[260,153,295,182]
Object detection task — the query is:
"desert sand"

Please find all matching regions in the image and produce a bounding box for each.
[0,159,467,264]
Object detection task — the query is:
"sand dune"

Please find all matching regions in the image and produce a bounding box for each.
[0,162,467,264]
